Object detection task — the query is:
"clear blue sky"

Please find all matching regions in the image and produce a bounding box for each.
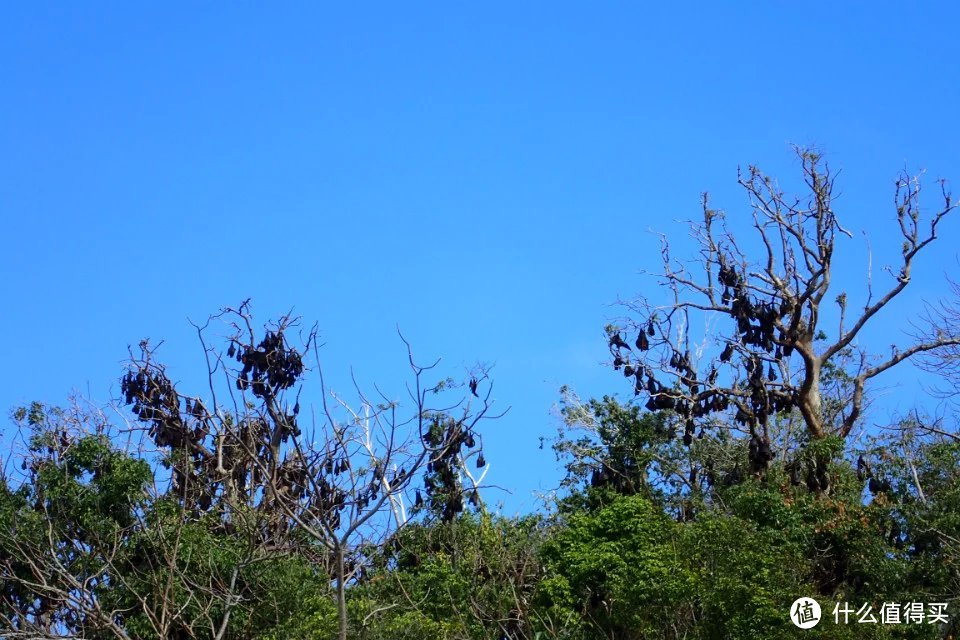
[2,3,959,513]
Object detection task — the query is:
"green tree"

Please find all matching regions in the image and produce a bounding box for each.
[0,401,151,637]
[268,512,547,639]
[0,400,330,639]
[544,393,958,638]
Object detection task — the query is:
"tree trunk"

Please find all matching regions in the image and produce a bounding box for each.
[336,545,348,640]
[797,346,825,439]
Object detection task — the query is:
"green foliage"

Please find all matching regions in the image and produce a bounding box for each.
[541,395,958,639]
[537,493,695,638]
[1,403,153,636]
[4,388,960,639]
[263,512,547,639]
[106,500,330,639]
[555,394,671,495]
[352,513,546,639]
[0,403,330,639]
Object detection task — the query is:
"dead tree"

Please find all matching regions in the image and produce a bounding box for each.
[918,278,960,408]
[120,301,502,640]
[610,147,958,492]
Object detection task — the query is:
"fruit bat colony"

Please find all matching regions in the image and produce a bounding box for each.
[605,150,960,496]
[231,330,305,402]
[608,252,798,482]
[421,413,484,521]
[120,331,331,535]
[120,313,487,542]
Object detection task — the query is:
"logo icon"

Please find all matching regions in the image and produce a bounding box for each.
[790,597,822,629]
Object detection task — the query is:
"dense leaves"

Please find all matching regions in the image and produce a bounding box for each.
[6,395,959,638]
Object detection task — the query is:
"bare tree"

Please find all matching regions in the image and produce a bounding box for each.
[119,301,502,640]
[608,147,958,492]
[918,277,960,409]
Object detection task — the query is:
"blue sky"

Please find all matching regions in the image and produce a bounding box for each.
[2,3,959,513]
